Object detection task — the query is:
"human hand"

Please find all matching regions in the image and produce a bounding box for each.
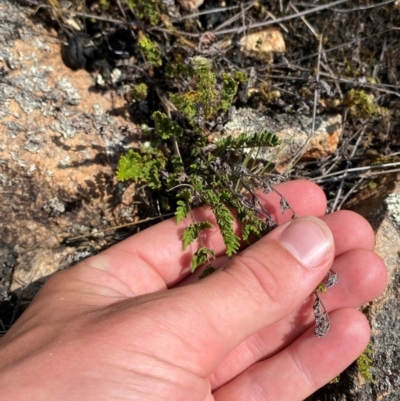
[0,180,387,400]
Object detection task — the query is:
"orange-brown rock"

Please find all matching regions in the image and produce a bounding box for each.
[177,0,205,12]
[221,108,342,170]
[239,29,286,62]
[0,1,138,300]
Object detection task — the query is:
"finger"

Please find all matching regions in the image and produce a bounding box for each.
[213,309,370,401]
[321,210,375,254]
[87,216,335,378]
[208,247,386,389]
[77,180,328,294]
[32,215,334,382]
[178,209,376,286]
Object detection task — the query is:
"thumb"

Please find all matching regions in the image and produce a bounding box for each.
[141,216,334,376]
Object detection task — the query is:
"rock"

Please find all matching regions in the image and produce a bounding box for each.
[239,29,286,62]
[308,173,400,400]
[161,0,180,18]
[219,108,342,169]
[0,0,138,303]
[177,0,205,12]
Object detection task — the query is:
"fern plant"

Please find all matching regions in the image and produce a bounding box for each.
[116,55,340,339]
[117,55,292,264]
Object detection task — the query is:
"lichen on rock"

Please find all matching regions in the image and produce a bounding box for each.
[0,0,139,311]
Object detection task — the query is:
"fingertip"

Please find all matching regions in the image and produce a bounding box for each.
[282,308,372,391]
[345,249,388,301]
[260,180,327,223]
[323,210,376,254]
[332,308,371,347]
[299,308,371,380]
[213,309,371,401]
[287,180,327,217]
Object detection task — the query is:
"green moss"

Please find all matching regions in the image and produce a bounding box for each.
[165,61,191,79]
[138,33,162,67]
[315,283,327,293]
[170,56,245,132]
[356,344,374,383]
[221,73,239,111]
[170,57,218,131]
[234,71,248,84]
[98,0,110,10]
[191,56,219,114]
[127,0,160,25]
[344,89,378,119]
[131,83,148,101]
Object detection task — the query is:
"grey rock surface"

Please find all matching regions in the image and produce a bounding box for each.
[220,108,342,168]
[309,174,400,400]
[0,0,139,309]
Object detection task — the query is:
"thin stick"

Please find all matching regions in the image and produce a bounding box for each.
[331,125,367,211]
[313,168,400,184]
[155,86,183,161]
[212,1,256,33]
[289,2,318,38]
[172,5,240,22]
[211,0,352,36]
[333,0,394,12]
[284,34,323,173]
[265,11,289,33]
[336,177,366,210]
[313,161,400,181]
[22,0,127,25]
[286,27,399,65]
[311,35,323,136]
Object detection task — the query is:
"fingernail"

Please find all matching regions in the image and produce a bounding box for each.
[278,217,333,268]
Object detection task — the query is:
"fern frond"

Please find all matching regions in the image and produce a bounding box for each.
[175,200,190,223]
[152,111,183,140]
[116,148,166,189]
[216,130,280,151]
[198,266,217,279]
[140,158,165,189]
[182,221,213,250]
[239,209,267,242]
[183,225,197,250]
[116,150,142,182]
[191,247,216,272]
[201,189,240,257]
[213,203,240,257]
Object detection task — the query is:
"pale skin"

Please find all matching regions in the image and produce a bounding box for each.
[0,180,387,400]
